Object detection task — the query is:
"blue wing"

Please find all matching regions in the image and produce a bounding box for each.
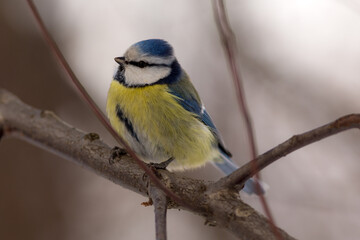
[167,74,231,157]
[168,74,266,195]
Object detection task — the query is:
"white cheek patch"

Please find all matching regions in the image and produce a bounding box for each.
[124,65,171,86]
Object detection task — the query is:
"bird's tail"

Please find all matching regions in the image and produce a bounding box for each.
[213,152,267,195]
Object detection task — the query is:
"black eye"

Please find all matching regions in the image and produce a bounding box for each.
[137,61,147,68]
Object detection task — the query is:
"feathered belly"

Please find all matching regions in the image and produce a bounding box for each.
[106,80,218,171]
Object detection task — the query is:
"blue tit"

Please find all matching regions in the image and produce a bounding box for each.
[106,39,263,194]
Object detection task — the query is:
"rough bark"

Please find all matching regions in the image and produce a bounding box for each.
[0,88,297,240]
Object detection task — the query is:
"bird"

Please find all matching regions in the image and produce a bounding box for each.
[106,39,263,194]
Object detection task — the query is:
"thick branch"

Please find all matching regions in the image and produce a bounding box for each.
[211,114,360,190]
[0,89,295,240]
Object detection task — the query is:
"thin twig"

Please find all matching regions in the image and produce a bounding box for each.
[212,1,281,239]
[149,184,168,240]
[25,0,190,209]
[212,0,260,189]
[0,88,296,240]
[212,114,360,190]
[212,0,258,159]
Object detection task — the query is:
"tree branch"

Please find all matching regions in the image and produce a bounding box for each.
[0,88,296,239]
[148,183,168,240]
[212,1,280,238]
[25,0,188,209]
[211,114,360,190]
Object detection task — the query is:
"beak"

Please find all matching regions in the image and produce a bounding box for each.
[114,57,125,64]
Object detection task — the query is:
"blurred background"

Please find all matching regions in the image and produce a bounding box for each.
[1,0,360,239]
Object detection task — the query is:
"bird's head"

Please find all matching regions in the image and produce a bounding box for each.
[114,39,181,87]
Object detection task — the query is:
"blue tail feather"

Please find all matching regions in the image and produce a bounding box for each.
[213,152,266,195]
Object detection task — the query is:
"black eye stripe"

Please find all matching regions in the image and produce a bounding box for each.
[125,60,169,68]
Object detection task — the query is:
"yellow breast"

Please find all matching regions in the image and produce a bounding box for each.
[106,80,218,171]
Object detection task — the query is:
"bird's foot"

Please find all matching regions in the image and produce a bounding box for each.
[149,157,174,170]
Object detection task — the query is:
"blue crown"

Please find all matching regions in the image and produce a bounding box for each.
[134,39,173,57]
